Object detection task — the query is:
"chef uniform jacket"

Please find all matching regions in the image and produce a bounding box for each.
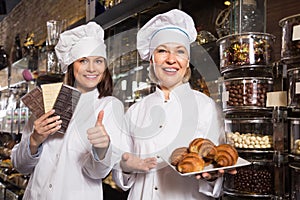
[113,83,225,200]
[11,88,124,200]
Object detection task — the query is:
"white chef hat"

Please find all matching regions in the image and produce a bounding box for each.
[55,21,107,73]
[137,9,197,61]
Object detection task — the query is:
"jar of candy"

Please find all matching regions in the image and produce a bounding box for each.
[225,117,273,150]
[289,118,300,156]
[217,32,275,74]
[279,14,300,64]
[224,160,274,196]
[289,162,300,200]
[288,68,300,110]
[231,0,265,34]
[222,77,273,112]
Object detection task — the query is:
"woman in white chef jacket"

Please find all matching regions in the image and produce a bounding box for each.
[11,22,124,200]
[112,9,231,200]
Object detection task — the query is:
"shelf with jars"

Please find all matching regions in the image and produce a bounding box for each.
[278,13,300,200]
[225,117,273,152]
[223,154,275,198]
[279,14,300,65]
[288,161,300,200]
[216,0,293,199]
[217,32,275,74]
[0,25,64,132]
[222,10,300,200]
[0,82,28,200]
[0,82,30,135]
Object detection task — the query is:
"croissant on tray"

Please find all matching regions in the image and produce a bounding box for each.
[169,138,239,174]
[189,138,217,160]
[176,152,205,173]
[214,144,239,167]
[170,147,189,166]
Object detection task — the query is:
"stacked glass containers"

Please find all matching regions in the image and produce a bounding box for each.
[229,0,266,34]
[279,14,300,200]
[217,1,288,199]
[46,20,66,75]
[36,20,66,86]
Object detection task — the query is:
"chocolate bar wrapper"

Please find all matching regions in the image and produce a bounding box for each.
[53,84,81,134]
[41,82,63,113]
[21,87,45,119]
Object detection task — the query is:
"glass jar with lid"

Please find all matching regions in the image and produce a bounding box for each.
[225,117,273,151]
[289,118,300,156]
[224,160,274,196]
[222,77,273,112]
[217,32,275,74]
[230,0,266,34]
[288,68,300,110]
[289,162,300,200]
[279,14,300,64]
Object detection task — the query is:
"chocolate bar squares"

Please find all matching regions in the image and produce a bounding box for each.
[21,87,45,119]
[21,84,81,135]
[52,84,81,134]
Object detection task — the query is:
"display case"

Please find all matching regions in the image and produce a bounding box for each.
[229,0,266,35]
[222,77,273,113]
[224,160,274,197]
[288,68,300,110]
[225,117,273,151]
[289,162,300,200]
[217,32,275,74]
[0,82,29,135]
[289,118,300,156]
[279,14,300,64]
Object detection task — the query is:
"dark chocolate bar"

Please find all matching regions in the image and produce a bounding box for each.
[21,87,45,118]
[52,84,81,134]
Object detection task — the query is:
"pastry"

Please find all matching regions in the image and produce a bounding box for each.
[177,152,205,173]
[189,138,217,160]
[170,147,189,166]
[215,144,238,167]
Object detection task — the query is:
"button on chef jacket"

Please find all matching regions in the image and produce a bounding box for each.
[113,83,226,200]
[11,88,124,200]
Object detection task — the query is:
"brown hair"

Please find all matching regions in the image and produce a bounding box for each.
[64,60,113,98]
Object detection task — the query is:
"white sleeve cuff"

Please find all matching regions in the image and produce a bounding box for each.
[92,144,113,167]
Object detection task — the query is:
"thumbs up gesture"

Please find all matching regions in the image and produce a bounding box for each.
[87,110,110,160]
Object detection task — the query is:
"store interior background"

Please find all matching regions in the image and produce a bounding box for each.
[0,0,300,95]
[0,0,300,60]
[0,0,300,199]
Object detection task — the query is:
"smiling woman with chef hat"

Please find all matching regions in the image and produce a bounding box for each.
[112,9,230,200]
[11,22,124,200]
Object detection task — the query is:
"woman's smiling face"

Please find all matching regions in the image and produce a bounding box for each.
[151,43,189,91]
[73,56,106,93]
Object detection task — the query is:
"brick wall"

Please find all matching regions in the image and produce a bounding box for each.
[0,0,85,54]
